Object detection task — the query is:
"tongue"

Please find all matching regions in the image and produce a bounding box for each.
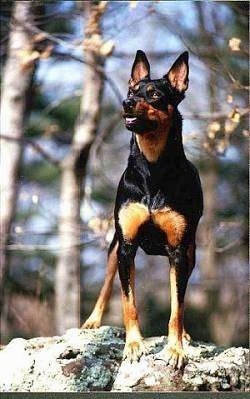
[126,117,137,123]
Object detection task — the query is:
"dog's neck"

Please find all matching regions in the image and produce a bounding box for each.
[135,129,168,163]
[131,110,186,167]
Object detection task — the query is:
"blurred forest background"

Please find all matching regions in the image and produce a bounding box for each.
[0,1,248,347]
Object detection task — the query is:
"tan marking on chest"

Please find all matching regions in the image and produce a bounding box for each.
[136,130,168,163]
[152,207,186,247]
[118,202,150,241]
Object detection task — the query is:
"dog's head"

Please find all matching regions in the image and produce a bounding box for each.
[123,50,189,134]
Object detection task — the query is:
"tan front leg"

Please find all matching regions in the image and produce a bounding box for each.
[117,203,149,361]
[166,266,186,369]
[82,239,118,329]
[122,262,146,362]
[156,252,190,369]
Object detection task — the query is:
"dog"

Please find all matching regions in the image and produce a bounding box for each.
[82,50,203,369]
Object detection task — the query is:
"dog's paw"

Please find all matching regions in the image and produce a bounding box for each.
[123,339,147,362]
[155,345,187,370]
[81,316,101,329]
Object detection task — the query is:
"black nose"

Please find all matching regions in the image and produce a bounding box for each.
[123,98,136,111]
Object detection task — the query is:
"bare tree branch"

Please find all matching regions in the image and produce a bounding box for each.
[52,50,123,104]
[5,240,97,252]
[91,112,122,159]
[183,107,250,121]
[43,90,81,114]
[8,16,123,104]
[154,7,249,90]
[215,238,244,253]
[0,134,60,167]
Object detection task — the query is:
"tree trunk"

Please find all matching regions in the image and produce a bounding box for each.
[0,1,36,311]
[55,1,108,334]
[199,67,220,343]
[200,158,218,283]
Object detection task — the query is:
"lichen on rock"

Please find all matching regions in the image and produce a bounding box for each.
[0,326,248,392]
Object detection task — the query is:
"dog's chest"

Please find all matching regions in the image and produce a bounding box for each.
[118,201,186,248]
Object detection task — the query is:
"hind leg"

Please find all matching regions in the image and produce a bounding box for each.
[82,235,118,329]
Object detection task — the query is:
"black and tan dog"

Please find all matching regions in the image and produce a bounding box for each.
[83,50,203,369]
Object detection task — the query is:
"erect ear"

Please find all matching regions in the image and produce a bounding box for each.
[130,50,150,85]
[164,51,189,93]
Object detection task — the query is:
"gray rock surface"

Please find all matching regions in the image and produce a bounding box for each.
[0,326,248,392]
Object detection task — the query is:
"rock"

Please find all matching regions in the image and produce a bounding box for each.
[0,326,248,392]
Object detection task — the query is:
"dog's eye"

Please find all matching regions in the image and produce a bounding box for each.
[148,90,160,100]
[152,92,160,99]
[146,85,160,99]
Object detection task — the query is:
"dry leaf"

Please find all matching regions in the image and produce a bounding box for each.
[40,44,54,59]
[98,1,108,12]
[242,129,249,137]
[229,109,241,123]
[207,131,215,139]
[33,32,47,43]
[216,140,227,154]
[224,119,237,134]
[18,49,40,70]
[207,121,221,139]
[228,37,241,51]
[100,40,115,56]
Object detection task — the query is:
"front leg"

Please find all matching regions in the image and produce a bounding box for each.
[118,241,146,362]
[157,246,190,369]
[116,201,149,361]
[166,263,188,369]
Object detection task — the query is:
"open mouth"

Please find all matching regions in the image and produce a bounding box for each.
[123,114,158,133]
[124,115,140,126]
[125,117,137,124]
